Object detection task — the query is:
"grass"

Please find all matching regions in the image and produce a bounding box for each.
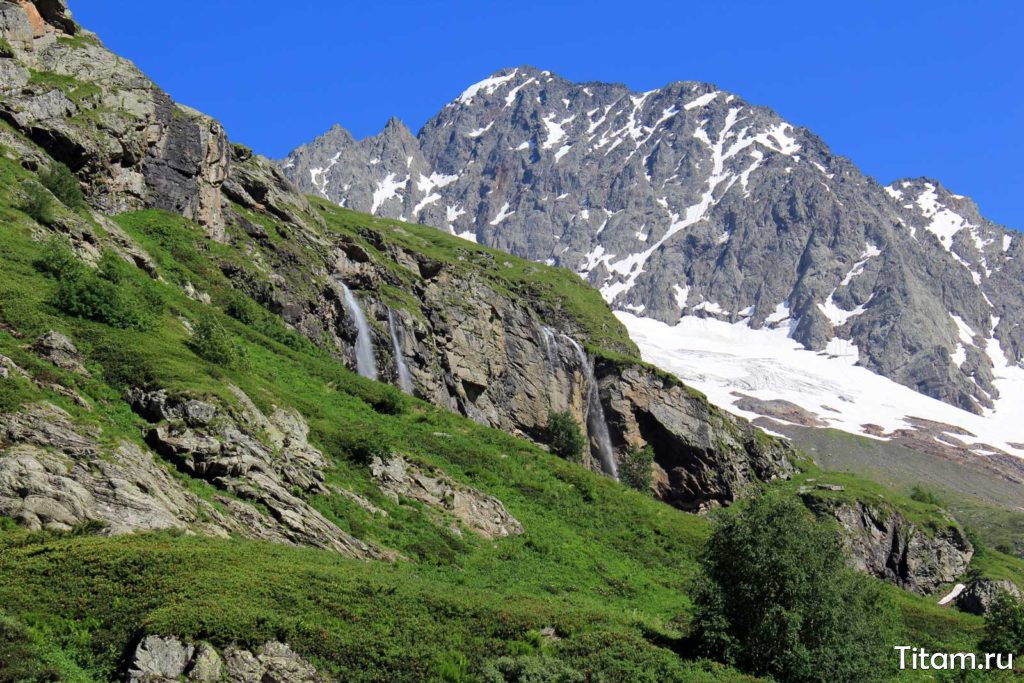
[0,146,1018,680]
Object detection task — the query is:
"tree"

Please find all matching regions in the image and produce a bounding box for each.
[546,411,586,462]
[982,590,1024,655]
[39,162,85,209]
[189,315,247,369]
[20,181,54,225]
[619,445,654,493]
[691,494,897,682]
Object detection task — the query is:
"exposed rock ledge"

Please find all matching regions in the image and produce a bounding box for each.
[129,635,330,683]
[803,496,973,594]
[370,455,523,538]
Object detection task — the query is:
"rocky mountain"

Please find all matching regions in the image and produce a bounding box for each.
[280,67,1024,440]
[1,3,1022,680]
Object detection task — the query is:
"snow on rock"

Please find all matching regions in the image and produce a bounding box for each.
[371,173,408,214]
[616,312,1024,458]
[489,202,515,226]
[457,70,518,105]
[684,91,719,110]
[914,183,974,250]
[939,583,967,606]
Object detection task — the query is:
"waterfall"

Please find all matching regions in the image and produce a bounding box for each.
[388,310,414,394]
[563,335,618,479]
[339,282,378,381]
[540,326,558,366]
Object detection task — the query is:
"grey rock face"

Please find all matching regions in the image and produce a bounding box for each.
[803,496,973,594]
[370,455,524,538]
[0,1,230,238]
[128,636,330,683]
[129,386,397,561]
[30,329,89,375]
[955,578,1022,615]
[269,231,794,511]
[282,66,1022,415]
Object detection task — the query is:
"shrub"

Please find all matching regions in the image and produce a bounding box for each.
[20,181,55,225]
[0,377,33,414]
[619,445,654,493]
[981,590,1024,654]
[547,411,586,462]
[39,162,85,210]
[89,340,155,389]
[189,316,247,369]
[34,237,81,277]
[691,494,897,682]
[53,269,147,330]
[482,655,584,682]
[909,485,943,507]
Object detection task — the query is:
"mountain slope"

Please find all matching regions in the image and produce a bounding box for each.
[281,66,1024,453]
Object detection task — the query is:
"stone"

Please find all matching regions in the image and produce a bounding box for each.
[955,578,1023,615]
[128,635,195,682]
[371,455,523,538]
[30,330,89,375]
[803,496,973,594]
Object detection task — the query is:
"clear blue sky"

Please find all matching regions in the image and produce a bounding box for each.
[71,1,1022,229]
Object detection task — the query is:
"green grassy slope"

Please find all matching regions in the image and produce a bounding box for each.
[0,145,1019,681]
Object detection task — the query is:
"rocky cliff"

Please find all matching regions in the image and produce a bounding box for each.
[281,66,1024,420]
[0,0,792,527]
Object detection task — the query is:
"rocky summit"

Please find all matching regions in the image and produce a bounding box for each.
[281,66,1023,421]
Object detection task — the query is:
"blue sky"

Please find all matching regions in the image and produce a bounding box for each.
[71,1,1022,229]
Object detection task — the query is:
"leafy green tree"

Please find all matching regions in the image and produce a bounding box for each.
[982,590,1024,654]
[691,494,897,682]
[620,445,654,492]
[546,410,586,462]
[20,181,54,225]
[189,316,247,369]
[39,162,85,210]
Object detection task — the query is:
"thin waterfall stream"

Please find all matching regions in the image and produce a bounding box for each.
[339,282,378,381]
[563,335,619,479]
[388,310,414,394]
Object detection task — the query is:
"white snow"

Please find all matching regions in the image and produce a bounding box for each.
[673,284,690,308]
[616,312,1024,458]
[457,70,517,105]
[456,230,478,243]
[938,583,966,606]
[950,314,977,345]
[467,121,494,138]
[504,77,536,106]
[766,301,791,324]
[693,301,728,315]
[914,183,974,250]
[1004,234,1013,252]
[309,152,342,198]
[489,202,515,226]
[553,144,572,162]
[684,91,719,110]
[818,294,869,327]
[416,172,458,194]
[370,173,408,214]
[445,204,466,224]
[884,184,903,200]
[580,244,608,274]
[542,114,575,149]
[515,141,531,151]
[952,344,967,367]
[413,193,441,215]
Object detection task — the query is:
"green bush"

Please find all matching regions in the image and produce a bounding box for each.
[619,445,654,493]
[482,655,584,682]
[691,494,897,682]
[909,485,943,507]
[188,316,248,369]
[546,411,586,463]
[39,162,85,210]
[20,181,55,225]
[53,269,147,330]
[982,590,1024,654]
[0,377,34,414]
[34,237,81,277]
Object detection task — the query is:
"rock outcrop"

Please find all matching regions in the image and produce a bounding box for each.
[955,578,1022,615]
[129,387,396,561]
[370,455,524,538]
[128,635,330,683]
[803,496,973,594]
[0,0,230,238]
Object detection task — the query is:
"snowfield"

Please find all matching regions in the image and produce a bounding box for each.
[616,312,1024,458]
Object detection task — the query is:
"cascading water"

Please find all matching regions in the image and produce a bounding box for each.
[388,309,414,395]
[563,335,619,479]
[339,282,378,381]
[540,326,558,366]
